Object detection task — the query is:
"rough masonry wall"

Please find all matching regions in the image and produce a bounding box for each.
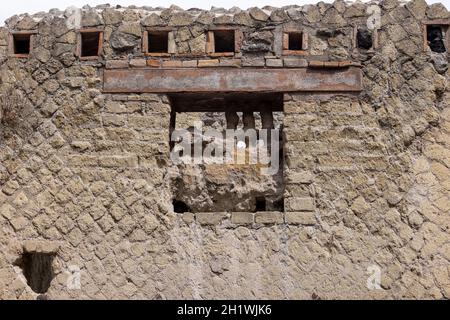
[0,0,449,299]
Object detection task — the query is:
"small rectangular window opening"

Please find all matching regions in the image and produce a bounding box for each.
[81,32,101,57]
[356,29,373,50]
[427,25,446,53]
[148,31,169,53]
[214,30,235,53]
[288,32,303,51]
[13,34,31,55]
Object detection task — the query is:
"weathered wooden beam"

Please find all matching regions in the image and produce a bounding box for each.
[103,67,363,93]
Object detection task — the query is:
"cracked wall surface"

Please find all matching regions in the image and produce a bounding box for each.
[0,0,449,299]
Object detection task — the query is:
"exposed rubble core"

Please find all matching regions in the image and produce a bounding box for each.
[0,1,449,300]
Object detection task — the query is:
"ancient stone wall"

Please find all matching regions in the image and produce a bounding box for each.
[0,0,449,299]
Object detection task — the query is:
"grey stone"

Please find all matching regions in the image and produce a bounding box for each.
[168,12,194,26]
[34,48,51,63]
[283,57,308,68]
[241,55,266,67]
[321,8,346,26]
[213,15,234,25]
[103,8,123,25]
[110,31,139,51]
[249,7,269,21]
[233,12,254,26]
[286,8,304,20]
[81,9,103,27]
[426,3,449,19]
[302,5,321,23]
[405,0,428,20]
[431,53,449,75]
[141,13,164,26]
[196,12,214,25]
[16,15,38,30]
[118,22,141,37]
[266,58,283,67]
[52,43,73,57]
[270,9,289,22]
[189,34,206,55]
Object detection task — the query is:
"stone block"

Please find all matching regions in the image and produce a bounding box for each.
[283,57,308,68]
[129,59,147,68]
[255,211,283,224]
[219,59,241,67]
[266,58,283,67]
[242,56,265,67]
[285,197,315,212]
[231,212,254,225]
[285,212,316,225]
[196,212,227,225]
[23,240,59,253]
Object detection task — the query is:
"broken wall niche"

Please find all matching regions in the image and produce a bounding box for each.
[14,252,56,294]
[12,241,59,295]
[169,93,284,214]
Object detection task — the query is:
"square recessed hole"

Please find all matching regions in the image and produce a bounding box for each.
[13,33,31,55]
[80,31,101,57]
[427,25,446,53]
[288,32,303,51]
[148,31,169,53]
[214,30,235,53]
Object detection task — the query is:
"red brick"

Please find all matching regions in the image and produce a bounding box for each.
[338,60,352,67]
[162,60,183,68]
[198,59,220,67]
[323,61,340,68]
[147,59,161,68]
[308,60,325,68]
